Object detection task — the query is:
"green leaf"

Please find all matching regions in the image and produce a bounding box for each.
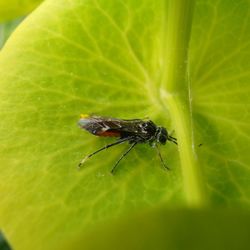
[190,0,250,205]
[61,208,250,250]
[0,0,43,22]
[0,0,249,249]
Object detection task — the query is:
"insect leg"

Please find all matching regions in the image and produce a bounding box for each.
[110,142,137,175]
[155,144,170,170]
[78,137,131,169]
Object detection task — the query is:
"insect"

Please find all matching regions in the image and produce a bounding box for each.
[78,114,177,174]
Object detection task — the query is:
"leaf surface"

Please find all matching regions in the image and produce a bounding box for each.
[0,0,249,249]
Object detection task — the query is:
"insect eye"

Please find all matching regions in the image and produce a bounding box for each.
[157,127,167,145]
[159,135,166,144]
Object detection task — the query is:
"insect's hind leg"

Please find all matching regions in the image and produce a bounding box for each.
[78,137,131,169]
[110,142,137,175]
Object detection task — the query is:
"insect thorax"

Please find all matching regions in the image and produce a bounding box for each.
[136,120,158,142]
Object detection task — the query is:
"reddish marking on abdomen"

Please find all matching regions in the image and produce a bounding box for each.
[97,130,121,137]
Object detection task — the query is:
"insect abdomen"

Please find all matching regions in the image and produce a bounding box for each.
[96,130,121,137]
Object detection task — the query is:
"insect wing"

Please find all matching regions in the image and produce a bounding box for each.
[94,117,152,139]
[78,115,147,138]
[78,115,125,137]
[97,117,145,133]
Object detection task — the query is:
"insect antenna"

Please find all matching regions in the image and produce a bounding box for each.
[110,142,137,175]
[78,137,131,169]
[155,144,170,170]
[168,130,178,145]
[169,135,178,145]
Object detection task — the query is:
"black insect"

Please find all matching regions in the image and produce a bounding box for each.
[78,114,177,174]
